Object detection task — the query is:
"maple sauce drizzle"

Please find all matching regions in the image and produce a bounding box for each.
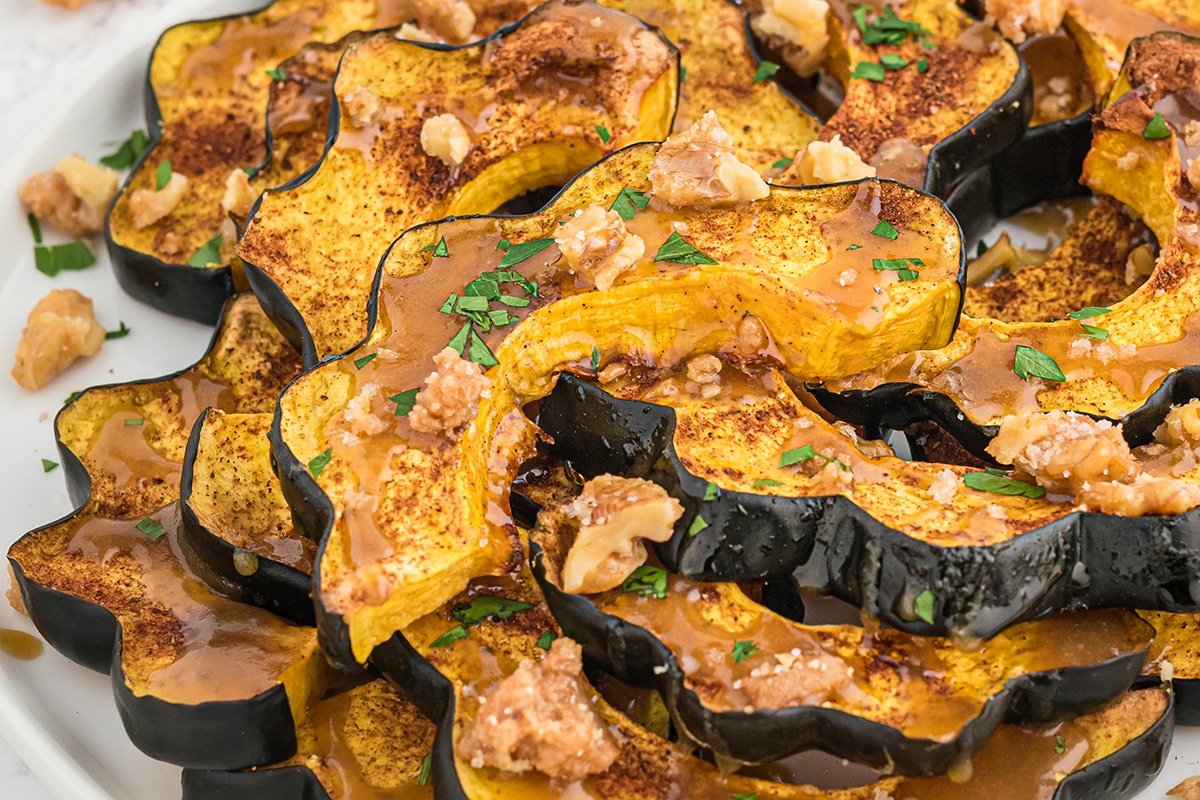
[176,11,321,96]
[1020,32,1094,126]
[598,578,1144,740]
[0,629,43,661]
[1068,0,1193,69]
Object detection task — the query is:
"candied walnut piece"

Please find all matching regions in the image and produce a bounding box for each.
[685,354,723,399]
[396,22,438,43]
[740,648,854,709]
[221,169,257,218]
[785,135,876,186]
[1155,399,1200,448]
[11,288,105,390]
[19,154,119,239]
[649,111,770,207]
[342,87,382,128]
[560,474,684,594]
[457,637,620,780]
[408,347,491,439]
[983,0,1068,43]
[1077,475,1200,517]
[415,0,475,43]
[751,0,830,77]
[420,113,473,167]
[554,204,645,291]
[129,172,189,229]
[1169,777,1200,800]
[927,468,959,505]
[986,410,1140,494]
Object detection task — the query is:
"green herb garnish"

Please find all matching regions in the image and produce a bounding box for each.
[1067,306,1110,320]
[596,124,611,144]
[155,159,172,191]
[64,390,83,405]
[265,68,287,81]
[752,478,784,489]
[105,321,131,340]
[1054,735,1066,755]
[753,61,780,82]
[622,565,668,599]
[977,239,989,256]
[125,418,144,426]
[873,257,923,281]
[610,187,650,220]
[853,4,933,45]
[914,588,935,624]
[419,753,432,786]
[34,241,96,277]
[1143,113,1171,140]
[447,323,499,367]
[308,448,332,479]
[732,640,759,663]
[390,388,419,416]
[780,444,848,470]
[688,515,709,536]
[879,54,908,70]
[41,459,59,473]
[1076,323,1108,340]
[850,61,886,82]
[846,243,862,250]
[871,219,899,239]
[654,231,718,265]
[498,238,554,268]
[772,157,794,169]
[423,237,450,258]
[963,469,1046,499]
[1013,344,1066,382]
[917,58,928,72]
[186,233,223,267]
[591,346,601,372]
[430,626,468,648]
[354,352,378,369]
[452,596,534,627]
[703,482,718,501]
[100,129,150,170]
[731,794,758,800]
[137,518,166,539]
[537,631,558,650]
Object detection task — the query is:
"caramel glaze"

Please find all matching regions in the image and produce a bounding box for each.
[9,297,313,704]
[597,576,1146,739]
[0,629,43,661]
[1068,0,1193,73]
[315,177,959,617]
[1021,33,1094,126]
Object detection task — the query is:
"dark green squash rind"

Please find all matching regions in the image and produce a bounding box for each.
[182,767,331,800]
[535,374,1200,640]
[1054,690,1174,800]
[179,408,315,626]
[528,542,1148,776]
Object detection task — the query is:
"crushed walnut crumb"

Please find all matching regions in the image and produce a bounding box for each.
[1077,474,1200,517]
[927,468,959,505]
[420,113,472,167]
[19,154,119,238]
[685,354,723,399]
[983,0,1068,43]
[11,289,105,390]
[751,0,830,78]
[739,647,853,709]
[408,347,491,439]
[785,135,876,185]
[457,638,620,780]
[987,410,1139,494]
[222,169,257,218]
[560,474,684,594]
[342,87,382,128]
[554,204,645,291]
[649,111,770,207]
[130,171,189,229]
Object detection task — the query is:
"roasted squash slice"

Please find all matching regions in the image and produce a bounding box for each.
[530,522,1150,774]
[534,370,1200,638]
[181,408,315,625]
[105,0,504,324]
[270,142,964,665]
[239,0,679,362]
[1139,610,1200,725]
[5,295,322,770]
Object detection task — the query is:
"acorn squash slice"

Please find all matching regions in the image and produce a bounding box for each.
[105,0,505,324]
[181,408,316,625]
[270,142,964,666]
[530,526,1149,774]
[239,0,680,362]
[1139,610,1200,725]
[533,370,1200,638]
[4,294,326,770]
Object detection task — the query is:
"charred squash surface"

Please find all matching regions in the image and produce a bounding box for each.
[181,408,316,625]
[5,295,322,770]
[182,678,437,800]
[271,143,964,666]
[240,0,679,362]
[531,530,1148,774]
[1139,610,1200,725]
[819,33,1200,442]
[104,0,499,324]
[534,372,1200,638]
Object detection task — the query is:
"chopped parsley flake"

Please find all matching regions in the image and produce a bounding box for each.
[390,388,419,416]
[704,482,718,501]
[537,631,559,650]
[186,234,223,268]
[34,240,96,277]
[419,752,432,786]
[871,219,899,239]
[100,129,150,170]
[752,478,784,489]
[780,444,848,470]
[452,596,534,627]
[41,458,59,473]
[846,243,862,250]
[850,61,886,82]
[105,321,131,340]
[498,238,554,268]
[977,239,989,256]
[872,257,923,281]
[265,68,287,81]
[654,231,718,265]
[610,187,650,220]
[1067,306,1110,321]
[155,159,172,191]
[124,418,144,426]
[732,640,759,663]
[753,61,780,83]
[423,237,450,258]
[914,588,935,624]
[591,346,601,372]
[1076,323,1108,340]
[772,157,794,169]
[879,54,908,70]
[1055,735,1066,755]
[1143,113,1171,140]
[429,625,468,648]
[622,565,668,599]
[137,518,166,539]
[688,515,709,536]
[354,352,377,369]
[917,58,928,72]
[1013,344,1066,382]
[852,4,933,45]
[731,794,758,800]
[596,124,612,144]
[963,469,1046,499]
[496,238,510,250]
[308,447,332,479]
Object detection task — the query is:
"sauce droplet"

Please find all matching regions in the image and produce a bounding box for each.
[0,628,44,661]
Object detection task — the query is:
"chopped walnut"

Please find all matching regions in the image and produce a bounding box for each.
[11,289,105,390]
[19,155,119,238]
[685,354,723,399]
[417,0,475,42]
[396,22,439,43]
[983,0,1068,43]
[1185,121,1200,149]
[342,383,392,437]
[554,204,645,291]
[342,87,382,128]
[787,135,876,185]
[1169,777,1200,800]
[751,0,830,77]
[649,111,770,207]
[420,113,472,167]
[1155,400,1200,448]
[986,410,1140,494]
[740,648,853,709]
[1077,475,1200,517]
[408,347,491,439]
[927,468,959,505]
[560,474,684,594]
[129,172,189,229]
[732,314,769,357]
[221,169,257,218]
[457,638,620,780]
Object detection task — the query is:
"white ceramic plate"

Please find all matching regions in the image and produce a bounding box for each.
[0,3,1197,798]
